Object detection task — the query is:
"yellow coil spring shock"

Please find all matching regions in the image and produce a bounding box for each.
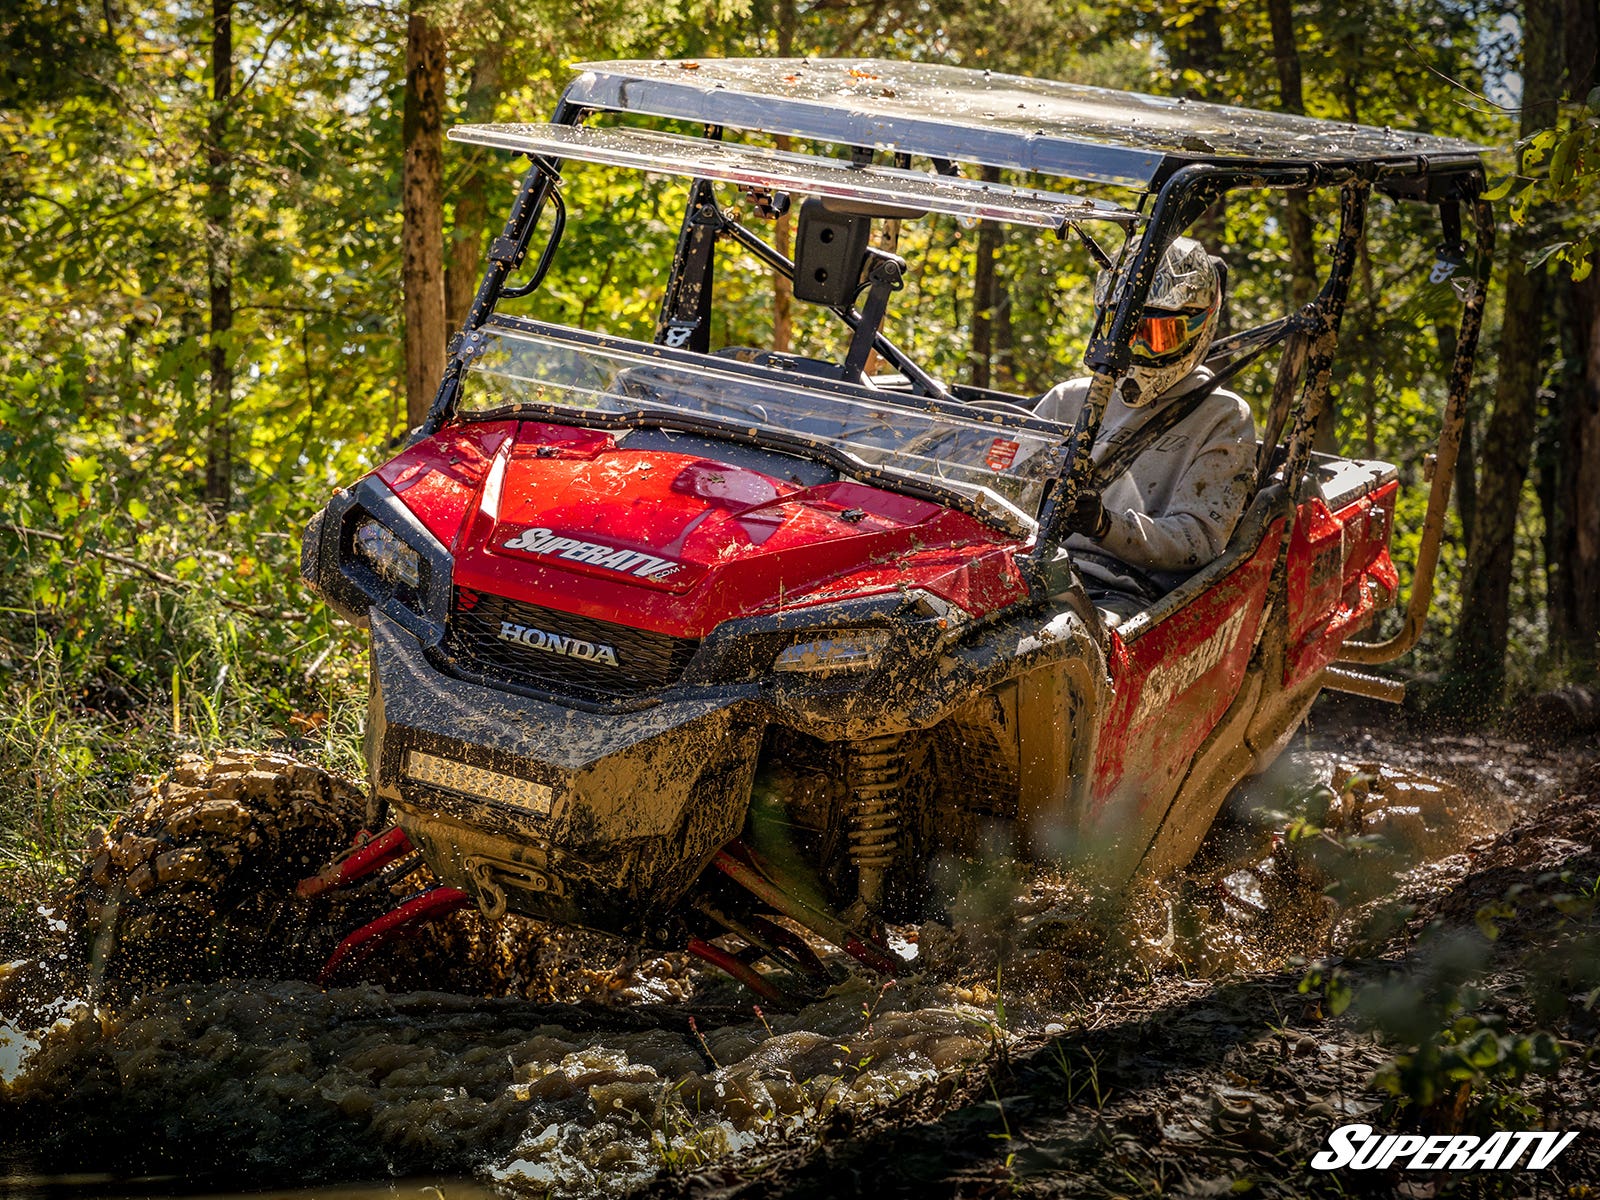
[845,734,905,911]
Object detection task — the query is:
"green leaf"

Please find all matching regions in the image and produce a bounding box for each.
[65,456,100,484]
[1550,130,1580,187]
[1457,1028,1502,1069]
[1530,1033,1563,1070]
[1480,174,1517,202]
[1527,241,1575,269]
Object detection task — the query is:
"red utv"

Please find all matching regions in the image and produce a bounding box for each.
[291,59,1489,996]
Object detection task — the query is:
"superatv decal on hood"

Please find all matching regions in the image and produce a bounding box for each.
[502,527,682,581]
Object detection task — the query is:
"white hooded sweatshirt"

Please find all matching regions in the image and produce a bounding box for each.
[1033,367,1257,581]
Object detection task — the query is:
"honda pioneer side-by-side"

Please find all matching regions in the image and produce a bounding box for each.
[92,60,1494,999]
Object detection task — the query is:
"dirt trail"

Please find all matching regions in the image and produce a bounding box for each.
[1,722,1594,1198]
[704,759,1600,1199]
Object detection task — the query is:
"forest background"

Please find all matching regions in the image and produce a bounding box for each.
[0,0,1597,897]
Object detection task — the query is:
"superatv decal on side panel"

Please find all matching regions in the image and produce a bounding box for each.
[1127,606,1250,728]
[501,527,681,581]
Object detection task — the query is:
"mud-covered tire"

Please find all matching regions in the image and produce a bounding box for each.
[67,750,366,994]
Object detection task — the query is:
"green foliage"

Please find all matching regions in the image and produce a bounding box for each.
[1486,86,1600,280]
[1373,1013,1562,1122]
[1348,891,1579,1128]
[1298,960,1354,1017]
[1301,839,1600,1130]
[0,498,372,893]
[1302,938,1564,1130]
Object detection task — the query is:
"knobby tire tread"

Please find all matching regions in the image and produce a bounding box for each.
[66,750,366,995]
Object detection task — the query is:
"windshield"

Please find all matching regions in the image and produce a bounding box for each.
[460,321,1066,532]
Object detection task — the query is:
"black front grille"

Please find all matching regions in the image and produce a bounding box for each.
[445,588,699,700]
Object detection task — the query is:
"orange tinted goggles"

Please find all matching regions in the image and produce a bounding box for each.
[1131,309,1209,359]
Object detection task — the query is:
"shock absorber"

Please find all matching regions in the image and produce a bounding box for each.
[845,734,905,912]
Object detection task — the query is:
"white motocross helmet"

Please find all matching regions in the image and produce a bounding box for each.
[1094,236,1222,408]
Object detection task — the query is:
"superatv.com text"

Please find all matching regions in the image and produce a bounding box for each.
[1311,1124,1579,1171]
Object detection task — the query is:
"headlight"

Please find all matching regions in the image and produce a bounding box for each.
[773,630,890,676]
[353,519,422,589]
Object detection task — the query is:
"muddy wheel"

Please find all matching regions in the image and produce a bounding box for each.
[67,750,366,994]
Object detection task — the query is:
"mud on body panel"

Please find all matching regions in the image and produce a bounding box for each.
[367,612,761,937]
[1284,482,1401,684]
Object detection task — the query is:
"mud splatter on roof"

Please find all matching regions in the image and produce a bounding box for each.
[564,58,1486,188]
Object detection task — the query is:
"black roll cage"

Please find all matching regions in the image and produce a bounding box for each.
[420,86,1491,605]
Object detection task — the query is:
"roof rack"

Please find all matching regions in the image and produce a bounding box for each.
[563,58,1486,190]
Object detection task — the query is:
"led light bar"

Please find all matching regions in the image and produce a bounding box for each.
[404,750,554,815]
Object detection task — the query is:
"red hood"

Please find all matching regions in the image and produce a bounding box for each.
[378,420,1028,638]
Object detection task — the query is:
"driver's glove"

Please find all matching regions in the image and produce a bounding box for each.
[1065,489,1112,540]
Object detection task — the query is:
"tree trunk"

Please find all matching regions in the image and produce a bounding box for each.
[1546,0,1600,676]
[1456,405,1477,549]
[1444,0,1563,712]
[1164,2,1223,93]
[445,44,503,333]
[1550,271,1600,676]
[402,6,448,430]
[1434,320,1476,548]
[1267,0,1340,454]
[1264,0,1317,310]
[204,0,233,508]
[1166,4,1227,252]
[994,274,1015,389]
[773,190,794,352]
[771,0,797,352]
[970,167,1003,390]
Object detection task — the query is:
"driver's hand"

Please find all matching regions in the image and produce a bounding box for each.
[1064,489,1112,540]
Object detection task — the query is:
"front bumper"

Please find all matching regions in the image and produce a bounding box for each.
[367,611,760,938]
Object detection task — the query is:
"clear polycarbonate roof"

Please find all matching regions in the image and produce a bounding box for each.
[447,123,1140,228]
[563,58,1487,188]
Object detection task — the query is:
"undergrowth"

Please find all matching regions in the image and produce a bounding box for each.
[0,497,368,907]
[1301,865,1600,1141]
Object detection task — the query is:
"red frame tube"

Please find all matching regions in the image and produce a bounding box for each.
[317,885,470,985]
[686,937,784,1002]
[297,826,415,899]
[712,843,900,976]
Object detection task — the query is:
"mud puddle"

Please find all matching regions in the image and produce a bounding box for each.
[2,976,1005,1197]
[0,728,1580,1199]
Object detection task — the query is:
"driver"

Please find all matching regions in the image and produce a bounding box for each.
[1034,236,1256,623]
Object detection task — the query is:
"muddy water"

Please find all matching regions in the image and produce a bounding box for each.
[0,730,1578,1199]
[3,975,1002,1197]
